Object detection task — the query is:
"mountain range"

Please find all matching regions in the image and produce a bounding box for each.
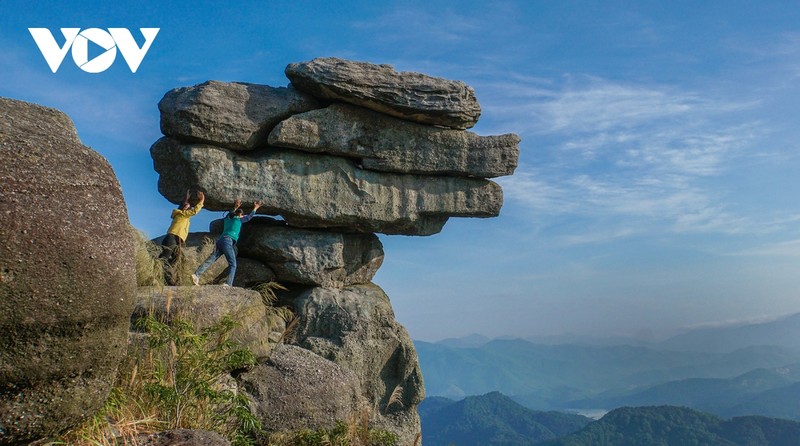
[416,311,800,420]
[542,405,800,446]
[420,393,800,446]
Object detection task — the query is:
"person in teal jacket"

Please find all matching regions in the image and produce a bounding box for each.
[192,199,262,287]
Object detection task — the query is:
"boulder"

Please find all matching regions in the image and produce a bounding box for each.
[159,80,321,150]
[137,429,231,446]
[133,286,278,359]
[151,137,503,235]
[0,97,136,444]
[238,345,366,433]
[170,232,276,287]
[290,284,424,444]
[209,257,276,288]
[269,103,519,178]
[210,217,383,288]
[286,57,481,129]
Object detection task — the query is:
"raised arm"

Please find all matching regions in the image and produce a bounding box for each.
[240,200,263,224]
[184,191,205,216]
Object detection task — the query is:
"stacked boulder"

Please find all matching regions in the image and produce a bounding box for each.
[150,57,519,443]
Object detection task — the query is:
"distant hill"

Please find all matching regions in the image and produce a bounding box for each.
[659,313,800,353]
[415,339,800,407]
[420,392,591,446]
[569,365,800,420]
[436,333,492,348]
[541,406,800,446]
[721,381,800,421]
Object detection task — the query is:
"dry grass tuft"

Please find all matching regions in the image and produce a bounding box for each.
[386,385,404,412]
[134,228,166,288]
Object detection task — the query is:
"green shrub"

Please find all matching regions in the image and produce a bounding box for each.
[134,313,261,444]
[52,311,262,445]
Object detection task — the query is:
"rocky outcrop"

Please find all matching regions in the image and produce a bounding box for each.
[238,345,366,433]
[159,80,321,151]
[151,137,502,235]
[146,57,519,444]
[210,217,383,288]
[269,103,519,177]
[0,98,136,444]
[132,286,279,358]
[285,57,481,129]
[290,284,424,446]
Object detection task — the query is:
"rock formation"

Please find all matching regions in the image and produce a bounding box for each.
[147,57,519,444]
[285,57,482,129]
[290,284,424,443]
[0,98,136,444]
[133,286,280,358]
[151,137,502,236]
[238,345,365,432]
[269,103,519,177]
[159,80,321,151]
[210,217,384,288]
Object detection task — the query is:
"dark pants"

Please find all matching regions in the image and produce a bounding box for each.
[159,233,184,285]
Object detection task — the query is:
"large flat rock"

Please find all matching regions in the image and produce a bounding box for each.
[269,103,519,178]
[210,217,383,288]
[285,57,481,129]
[133,286,277,359]
[0,97,136,444]
[159,80,321,151]
[151,137,503,235]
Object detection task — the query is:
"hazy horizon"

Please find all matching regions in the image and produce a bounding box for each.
[417,310,800,344]
[4,1,800,342]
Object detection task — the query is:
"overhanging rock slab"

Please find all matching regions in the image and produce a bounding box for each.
[151,137,503,236]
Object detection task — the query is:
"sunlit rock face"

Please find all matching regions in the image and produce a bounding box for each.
[0,97,136,444]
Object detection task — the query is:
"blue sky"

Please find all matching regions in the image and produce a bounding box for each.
[3,1,800,341]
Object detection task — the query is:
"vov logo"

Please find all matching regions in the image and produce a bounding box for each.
[28,28,159,73]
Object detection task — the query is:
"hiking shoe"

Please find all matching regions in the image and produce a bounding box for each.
[191,274,200,286]
[222,283,230,288]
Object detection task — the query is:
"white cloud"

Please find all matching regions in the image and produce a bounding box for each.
[484,74,775,239]
[729,237,800,258]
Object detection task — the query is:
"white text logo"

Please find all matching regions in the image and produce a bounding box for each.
[28,28,159,73]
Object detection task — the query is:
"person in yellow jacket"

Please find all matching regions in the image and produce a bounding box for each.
[160,189,205,285]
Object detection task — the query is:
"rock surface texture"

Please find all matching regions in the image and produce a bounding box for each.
[291,284,424,446]
[159,80,321,150]
[137,429,231,446]
[151,137,502,236]
[146,57,519,444]
[133,286,279,358]
[269,103,519,177]
[285,57,481,129]
[0,97,136,444]
[210,217,384,288]
[238,345,366,433]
